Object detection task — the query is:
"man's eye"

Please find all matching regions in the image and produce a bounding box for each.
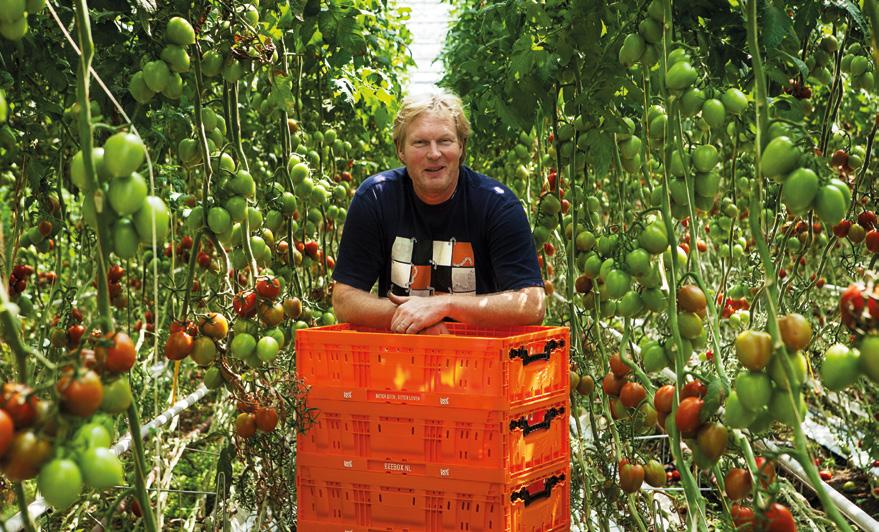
[413,141,426,147]
[440,140,454,146]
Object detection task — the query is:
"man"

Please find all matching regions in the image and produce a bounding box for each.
[332,90,545,334]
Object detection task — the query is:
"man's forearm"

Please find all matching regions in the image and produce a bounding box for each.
[441,287,545,326]
[332,284,398,329]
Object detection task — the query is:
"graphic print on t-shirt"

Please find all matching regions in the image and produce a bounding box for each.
[390,235,475,296]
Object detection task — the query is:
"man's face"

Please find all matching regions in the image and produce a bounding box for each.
[397,111,463,205]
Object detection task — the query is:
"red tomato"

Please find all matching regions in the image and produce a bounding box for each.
[255,407,279,432]
[680,380,707,399]
[101,332,137,373]
[57,369,104,417]
[755,457,776,488]
[653,384,676,414]
[763,502,796,532]
[164,331,194,360]
[724,468,752,500]
[619,381,646,408]
[840,284,865,329]
[0,409,13,457]
[233,290,258,318]
[236,412,257,438]
[2,383,39,428]
[602,371,625,397]
[609,354,631,378]
[107,264,125,282]
[731,504,755,530]
[674,397,704,436]
[255,276,281,299]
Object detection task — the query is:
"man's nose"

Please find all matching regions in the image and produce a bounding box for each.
[427,141,441,158]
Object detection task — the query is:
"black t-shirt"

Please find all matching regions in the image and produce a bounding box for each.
[333,165,543,297]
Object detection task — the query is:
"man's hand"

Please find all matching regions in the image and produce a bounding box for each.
[419,322,451,335]
[388,292,448,334]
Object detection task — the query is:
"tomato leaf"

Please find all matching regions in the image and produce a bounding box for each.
[762,2,797,50]
[700,379,728,423]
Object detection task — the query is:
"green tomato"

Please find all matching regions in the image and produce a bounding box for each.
[108,172,148,216]
[230,333,257,359]
[101,378,133,414]
[642,341,668,372]
[692,144,718,173]
[721,88,748,115]
[134,196,170,244]
[0,0,25,23]
[760,136,800,179]
[204,366,224,389]
[73,423,112,449]
[222,57,244,82]
[625,248,651,276]
[0,14,26,41]
[142,60,170,93]
[128,71,156,104]
[701,99,726,129]
[201,50,223,77]
[665,61,698,90]
[734,371,772,412]
[814,185,847,226]
[162,72,184,100]
[781,168,818,214]
[617,291,644,317]
[821,343,861,391]
[256,336,280,363]
[80,447,124,490]
[768,350,807,390]
[103,132,145,178]
[160,44,191,73]
[723,390,758,429]
[860,335,879,383]
[618,33,645,67]
[113,218,140,259]
[677,312,703,339]
[70,148,110,189]
[166,16,196,45]
[39,459,83,510]
[641,287,666,311]
[769,389,806,427]
[639,222,668,254]
[603,270,631,299]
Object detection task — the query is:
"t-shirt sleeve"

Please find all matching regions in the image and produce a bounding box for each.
[486,198,544,291]
[332,188,385,292]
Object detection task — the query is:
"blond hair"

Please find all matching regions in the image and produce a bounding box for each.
[393,90,471,149]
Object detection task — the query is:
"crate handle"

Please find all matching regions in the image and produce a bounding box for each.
[508,338,565,366]
[510,474,566,507]
[509,406,564,435]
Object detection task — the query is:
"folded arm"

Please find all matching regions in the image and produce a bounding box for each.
[333,280,546,334]
[387,286,545,334]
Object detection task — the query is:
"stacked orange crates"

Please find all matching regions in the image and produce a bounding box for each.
[295,323,571,531]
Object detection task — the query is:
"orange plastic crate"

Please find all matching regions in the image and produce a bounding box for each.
[296,323,569,410]
[296,463,570,531]
[297,395,569,483]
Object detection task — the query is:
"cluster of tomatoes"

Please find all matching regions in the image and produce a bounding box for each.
[71,131,170,260]
[7,263,33,298]
[832,210,879,252]
[602,354,652,425]
[723,458,798,532]
[658,379,728,470]
[0,328,136,509]
[725,315,811,434]
[717,291,750,320]
[234,400,280,439]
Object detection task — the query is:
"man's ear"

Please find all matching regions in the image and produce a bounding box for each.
[396,142,405,164]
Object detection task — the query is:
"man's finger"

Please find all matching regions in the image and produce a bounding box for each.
[387,292,409,305]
